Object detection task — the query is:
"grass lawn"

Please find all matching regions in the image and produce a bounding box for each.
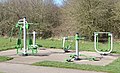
[35,39,120,73]
[0,37,120,54]
[33,58,120,73]
[0,56,13,62]
[37,39,120,54]
[0,37,16,51]
[0,37,120,73]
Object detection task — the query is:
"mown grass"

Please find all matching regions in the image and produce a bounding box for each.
[0,37,16,51]
[0,37,120,54]
[35,39,120,73]
[0,56,13,62]
[37,39,120,54]
[33,58,120,73]
[0,37,120,73]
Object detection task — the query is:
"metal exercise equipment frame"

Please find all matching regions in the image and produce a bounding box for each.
[64,33,98,62]
[16,17,38,56]
[63,33,81,60]
[62,37,73,52]
[94,32,113,55]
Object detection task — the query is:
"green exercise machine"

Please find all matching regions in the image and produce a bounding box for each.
[15,17,38,56]
[63,33,98,62]
[62,36,74,52]
[94,32,113,55]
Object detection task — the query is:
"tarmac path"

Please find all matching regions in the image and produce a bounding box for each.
[0,49,107,73]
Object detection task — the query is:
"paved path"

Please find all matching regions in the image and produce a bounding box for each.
[0,62,105,73]
[0,49,109,73]
[0,49,118,66]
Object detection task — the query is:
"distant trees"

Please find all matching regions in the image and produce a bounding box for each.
[1,0,120,39]
[0,0,61,38]
[60,0,120,39]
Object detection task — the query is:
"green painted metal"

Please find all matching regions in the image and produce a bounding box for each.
[15,19,38,55]
[63,37,74,52]
[64,41,71,52]
[66,54,98,62]
[96,33,111,52]
[16,23,19,27]
[63,34,82,52]
[64,34,92,62]
[26,23,29,29]
[75,33,80,40]
[29,38,33,45]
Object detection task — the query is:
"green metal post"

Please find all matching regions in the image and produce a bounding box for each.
[75,33,80,60]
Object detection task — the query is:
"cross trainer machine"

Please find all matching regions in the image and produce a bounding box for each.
[94,32,113,55]
[15,17,38,56]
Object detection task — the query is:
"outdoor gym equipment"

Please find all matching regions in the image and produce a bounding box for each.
[16,17,38,56]
[62,37,73,52]
[94,32,113,55]
[66,54,97,62]
[62,33,85,52]
[64,33,80,60]
[28,31,38,48]
[75,33,80,60]
[63,33,80,60]
[63,33,80,59]
[65,33,99,62]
